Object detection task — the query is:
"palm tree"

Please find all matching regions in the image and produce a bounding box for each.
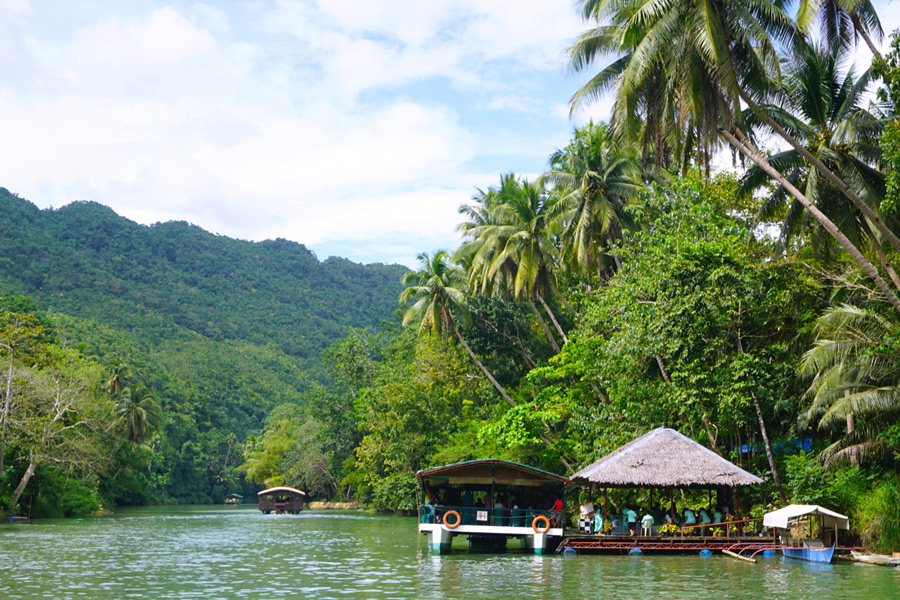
[114,384,163,444]
[456,175,568,351]
[796,0,884,58]
[542,122,643,280]
[799,304,900,466]
[399,251,517,407]
[104,359,130,397]
[737,40,897,285]
[567,0,900,311]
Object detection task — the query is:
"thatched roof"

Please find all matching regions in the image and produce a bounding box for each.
[571,428,764,489]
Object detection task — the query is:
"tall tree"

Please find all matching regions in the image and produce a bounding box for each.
[456,175,567,350]
[0,310,46,476]
[567,0,900,310]
[737,40,894,281]
[113,384,162,444]
[799,304,900,466]
[399,251,516,407]
[796,0,884,58]
[543,123,643,279]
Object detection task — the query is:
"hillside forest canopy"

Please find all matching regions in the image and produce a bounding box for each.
[3,0,900,553]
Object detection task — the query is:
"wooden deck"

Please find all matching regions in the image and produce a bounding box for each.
[557,532,780,555]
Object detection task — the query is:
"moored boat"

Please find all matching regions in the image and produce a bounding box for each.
[763,504,849,563]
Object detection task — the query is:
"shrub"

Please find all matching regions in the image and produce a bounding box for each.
[856,477,900,553]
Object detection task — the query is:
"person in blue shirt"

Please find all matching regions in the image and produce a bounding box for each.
[641,512,654,536]
[625,508,638,536]
[683,507,697,534]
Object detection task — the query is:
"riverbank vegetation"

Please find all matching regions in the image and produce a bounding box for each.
[3,0,900,553]
[303,4,900,551]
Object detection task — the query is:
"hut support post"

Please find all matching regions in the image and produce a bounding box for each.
[734,487,742,536]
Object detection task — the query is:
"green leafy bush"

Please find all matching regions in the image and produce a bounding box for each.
[856,477,900,553]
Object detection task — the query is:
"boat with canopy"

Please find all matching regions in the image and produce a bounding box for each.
[763,504,849,563]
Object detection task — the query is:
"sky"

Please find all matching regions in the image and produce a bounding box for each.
[1,1,898,268]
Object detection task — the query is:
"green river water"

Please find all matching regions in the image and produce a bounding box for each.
[1,505,898,599]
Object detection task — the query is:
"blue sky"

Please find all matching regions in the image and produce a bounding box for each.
[1,1,897,268]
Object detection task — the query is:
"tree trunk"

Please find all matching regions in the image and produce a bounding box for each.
[537,294,568,344]
[528,300,561,353]
[851,14,881,59]
[735,326,787,503]
[864,226,900,291]
[740,90,900,259]
[9,456,36,511]
[0,351,14,475]
[453,328,516,408]
[655,355,672,383]
[751,389,787,503]
[552,286,580,320]
[719,127,900,312]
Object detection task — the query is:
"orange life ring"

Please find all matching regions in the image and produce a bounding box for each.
[443,510,462,529]
[532,515,551,533]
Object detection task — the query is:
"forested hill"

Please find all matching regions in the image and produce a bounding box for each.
[0,188,407,364]
[0,187,407,505]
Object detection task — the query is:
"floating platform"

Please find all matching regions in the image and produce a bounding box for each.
[557,533,780,555]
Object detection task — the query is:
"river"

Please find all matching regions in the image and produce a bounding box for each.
[1,506,897,599]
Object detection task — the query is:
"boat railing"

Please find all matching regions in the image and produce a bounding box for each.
[418,505,561,528]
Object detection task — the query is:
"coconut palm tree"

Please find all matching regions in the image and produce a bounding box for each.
[799,304,900,466]
[114,385,163,444]
[567,0,900,311]
[737,40,896,284]
[542,122,643,280]
[456,175,570,351]
[796,0,884,58]
[399,251,517,407]
[104,359,130,398]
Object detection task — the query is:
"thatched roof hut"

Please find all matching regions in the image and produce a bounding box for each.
[571,427,764,489]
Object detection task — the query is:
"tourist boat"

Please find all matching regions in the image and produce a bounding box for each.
[224,493,243,505]
[416,459,569,555]
[257,486,305,514]
[763,504,849,563]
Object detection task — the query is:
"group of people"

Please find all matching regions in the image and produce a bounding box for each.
[583,502,731,536]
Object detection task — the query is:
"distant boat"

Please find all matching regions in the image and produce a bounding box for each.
[763,504,849,563]
[225,493,243,505]
[257,487,305,515]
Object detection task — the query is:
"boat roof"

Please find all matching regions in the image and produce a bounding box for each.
[257,486,306,496]
[416,459,569,487]
[763,504,849,530]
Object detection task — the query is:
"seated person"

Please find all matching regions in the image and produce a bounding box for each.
[641,513,654,536]
[699,508,711,533]
[682,507,696,534]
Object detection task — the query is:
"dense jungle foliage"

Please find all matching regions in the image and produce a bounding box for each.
[4,0,900,554]
[0,192,406,510]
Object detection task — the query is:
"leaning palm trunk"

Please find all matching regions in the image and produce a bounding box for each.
[851,15,882,59]
[740,91,900,259]
[719,127,900,312]
[864,227,900,291]
[537,294,568,344]
[528,300,561,353]
[453,328,517,408]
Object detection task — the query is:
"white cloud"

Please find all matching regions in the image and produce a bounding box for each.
[0,1,595,267]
